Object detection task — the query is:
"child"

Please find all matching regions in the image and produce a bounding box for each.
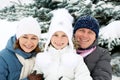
[33,8,92,80]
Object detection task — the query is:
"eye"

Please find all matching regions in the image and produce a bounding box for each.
[22,36,28,39]
[31,37,38,40]
[53,34,58,37]
[78,29,84,32]
[62,34,67,37]
[88,31,94,34]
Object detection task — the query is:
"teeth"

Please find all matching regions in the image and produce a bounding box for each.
[55,42,63,46]
[56,44,62,46]
[79,37,89,41]
[25,45,32,49]
[81,39,88,42]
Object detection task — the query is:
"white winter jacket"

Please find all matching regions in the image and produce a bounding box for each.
[34,8,92,80]
[34,46,92,80]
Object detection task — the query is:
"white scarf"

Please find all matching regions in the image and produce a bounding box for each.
[16,54,35,79]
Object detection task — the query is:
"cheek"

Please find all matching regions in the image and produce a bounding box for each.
[89,36,96,45]
[50,38,55,44]
[90,35,96,41]
[74,32,81,38]
[64,39,69,45]
[74,34,81,41]
[19,39,24,46]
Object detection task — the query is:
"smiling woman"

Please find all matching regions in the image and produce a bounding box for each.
[0,16,42,80]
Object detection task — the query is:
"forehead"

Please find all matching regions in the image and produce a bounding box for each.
[22,34,38,37]
[78,28,94,32]
[78,28,89,30]
[54,31,66,34]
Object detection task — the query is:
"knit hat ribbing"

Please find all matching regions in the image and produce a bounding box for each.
[73,15,99,38]
[16,16,41,39]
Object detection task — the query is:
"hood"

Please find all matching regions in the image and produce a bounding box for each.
[44,8,74,51]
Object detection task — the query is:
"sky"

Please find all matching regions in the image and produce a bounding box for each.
[0,0,33,9]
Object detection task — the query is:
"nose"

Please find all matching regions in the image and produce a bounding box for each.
[56,37,62,42]
[82,32,88,38]
[25,39,33,45]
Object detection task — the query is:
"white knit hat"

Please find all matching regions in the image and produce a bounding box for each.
[16,16,41,39]
[44,8,74,51]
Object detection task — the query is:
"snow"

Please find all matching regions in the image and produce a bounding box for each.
[0,19,18,50]
[0,16,120,80]
[0,0,120,79]
[0,0,34,9]
[112,75,120,80]
[99,21,120,50]
[100,21,120,39]
[0,0,10,9]
[52,0,79,4]
[0,19,47,50]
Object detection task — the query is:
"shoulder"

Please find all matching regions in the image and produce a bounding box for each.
[0,49,15,59]
[94,46,110,56]
[96,46,110,53]
[94,46,111,60]
[85,46,111,63]
[0,49,18,71]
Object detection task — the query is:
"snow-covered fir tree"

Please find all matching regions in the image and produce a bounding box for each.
[0,0,120,79]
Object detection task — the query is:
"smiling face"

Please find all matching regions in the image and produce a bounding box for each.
[74,28,96,49]
[18,34,39,53]
[50,31,69,50]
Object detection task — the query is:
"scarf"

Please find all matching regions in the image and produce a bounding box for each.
[16,54,35,79]
[77,46,96,58]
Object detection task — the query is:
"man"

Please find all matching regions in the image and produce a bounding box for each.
[73,15,112,80]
